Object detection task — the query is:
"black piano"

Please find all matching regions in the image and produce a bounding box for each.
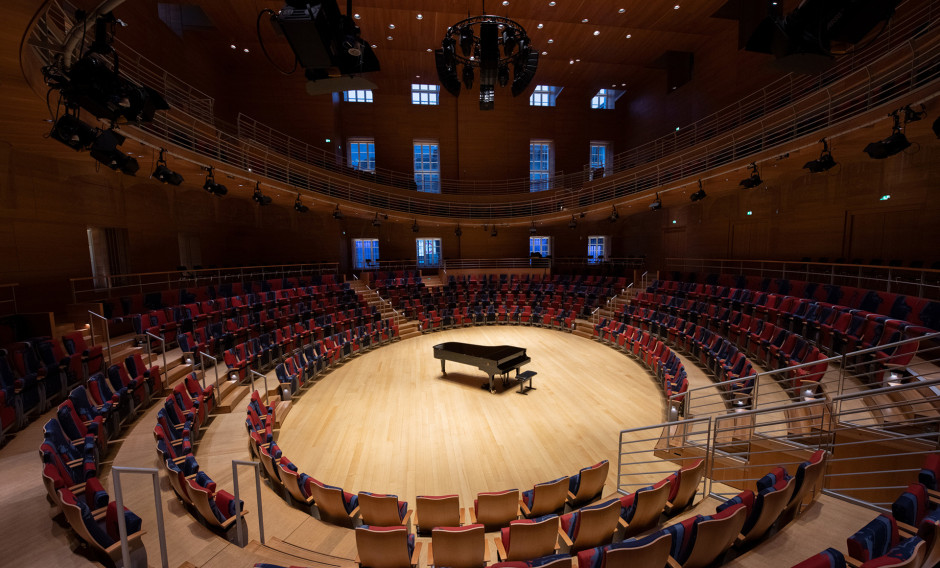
[433,342,531,393]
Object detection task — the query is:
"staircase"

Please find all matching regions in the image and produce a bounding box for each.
[349,278,422,341]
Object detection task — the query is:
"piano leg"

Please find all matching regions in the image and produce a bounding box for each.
[440,359,447,375]
[488,374,495,393]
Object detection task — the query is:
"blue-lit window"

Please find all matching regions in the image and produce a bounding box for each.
[414,141,441,193]
[343,90,373,103]
[587,236,607,264]
[591,88,623,109]
[353,238,380,270]
[530,85,562,107]
[348,138,375,172]
[412,84,440,105]
[529,236,551,257]
[529,141,553,192]
[590,142,610,179]
[416,238,442,267]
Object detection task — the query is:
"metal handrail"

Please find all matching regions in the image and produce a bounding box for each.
[144,332,168,376]
[199,352,222,406]
[111,466,169,568]
[250,369,270,405]
[88,311,112,365]
[617,416,712,499]
[231,460,265,546]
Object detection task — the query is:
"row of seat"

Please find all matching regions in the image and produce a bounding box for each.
[97,274,344,319]
[792,454,940,568]
[417,305,577,331]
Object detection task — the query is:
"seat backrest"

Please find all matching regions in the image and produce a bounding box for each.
[570,461,609,506]
[309,481,357,525]
[527,477,570,517]
[416,494,460,532]
[356,526,413,568]
[741,477,795,543]
[670,459,705,512]
[431,524,486,568]
[682,505,747,568]
[623,482,670,538]
[786,450,828,517]
[359,492,406,526]
[504,516,559,561]
[605,530,672,568]
[572,498,621,552]
[476,489,520,530]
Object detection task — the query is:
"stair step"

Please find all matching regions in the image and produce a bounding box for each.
[572,330,594,339]
[399,331,421,340]
[217,382,250,413]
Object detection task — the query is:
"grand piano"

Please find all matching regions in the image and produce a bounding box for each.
[433,342,531,393]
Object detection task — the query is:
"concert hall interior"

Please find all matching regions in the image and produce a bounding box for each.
[2,1,940,568]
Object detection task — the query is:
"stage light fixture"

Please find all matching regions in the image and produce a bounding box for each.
[455,224,463,237]
[202,167,227,196]
[152,149,183,185]
[689,180,706,202]
[49,114,98,151]
[649,193,663,211]
[332,204,344,219]
[608,205,619,223]
[491,225,498,237]
[739,163,762,188]
[902,104,927,123]
[412,219,420,233]
[864,110,911,159]
[529,221,537,234]
[252,182,272,206]
[293,194,309,213]
[372,212,382,227]
[90,129,139,175]
[568,215,577,229]
[803,139,837,173]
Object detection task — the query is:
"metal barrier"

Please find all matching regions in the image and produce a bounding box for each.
[617,416,712,503]
[231,460,265,546]
[144,332,169,378]
[89,311,112,365]
[664,258,940,300]
[111,466,169,568]
[250,369,271,405]
[199,352,222,405]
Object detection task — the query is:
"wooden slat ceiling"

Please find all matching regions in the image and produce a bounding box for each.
[116,0,742,96]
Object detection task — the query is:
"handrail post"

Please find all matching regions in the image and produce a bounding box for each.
[199,352,222,406]
[232,459,265,546]
[89,311,112,366]
[251,369,270,405]
[146,332,168,375]
[112,466,168,568]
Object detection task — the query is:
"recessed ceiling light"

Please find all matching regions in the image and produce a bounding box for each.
[243,48,249,53]
[621,82,626,86]
[611,84,616,87]
[325,138,331,143]
[230,44,236,49]
[575,58,580,62]
[388,24,395,29]
[593,30,600,36]
[541,51,548,55]
[537,23,543,29]
[502,0,510,5]
[625,34,632,39]
[415,75,420,78]
[371,44,377,48]
[354,13,360,19]
[387,35,393,40]
[416,14,423,19]
[547,38,553,43]
[582,18,589,23]
[618,8,625,13]
[549,1,555,5]
[569,59,574,64]
[426,48,432,52]
[674,4,680,9]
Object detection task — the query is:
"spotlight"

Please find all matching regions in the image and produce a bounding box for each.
[372,212,382,227]
[332,204,344,219]
[293,194,309,213]
[252,182,272,206]
[203,167,227,196]
[902,104,927,123]
[649,193,663,211]
[502,28,517,56]
[412,219,420,233]
[608,205,619,223]
[49,114,97,151]
[151,149,183,185]
[529,221,537,235]
[455,224,463,237]
[491,225,498,237]
[739,163,762,188]
[689,180,706,202]
[864,130,911,159]
[459,26,474,56]
[90,130,139,175]
[803,139,837,173]
[568,215,577,229]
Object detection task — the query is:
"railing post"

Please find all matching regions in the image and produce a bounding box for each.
[251,369,270,405]
[231,460,265,546]
[112,466,168,568]
[200,352,222,406]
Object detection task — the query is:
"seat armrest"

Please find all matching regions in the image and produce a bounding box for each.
[666,556,682,568]
[459,507,466,525]
[401,509,414,526]
[519,499,531,516]
[410,540,423,567]
[897,521,918,535]
[494,536,507,561]
[348,505,360,519]
[468,507,477,524]
[557,526,573,547]
[426,542,434,567]
[567,491,576,500]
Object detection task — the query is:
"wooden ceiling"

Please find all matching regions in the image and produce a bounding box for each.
[112,0,749,96]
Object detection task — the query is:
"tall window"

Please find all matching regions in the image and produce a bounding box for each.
[348,138,375,172]
[529,236,551,257]
[353,238,380,270]
[587,236,607,264]
[529,85,562,107]
[411,84,440,105]
[416,238,442,267]
[343,89,373,103]
[414,141,441,193]
[529,141,553,192]
[591,88,623,109]
[590,142,610,179]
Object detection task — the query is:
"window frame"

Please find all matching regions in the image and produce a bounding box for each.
[587,235,608,264]
[343,89,374,103]
[413,140,441,193]
[347,137,376,172]
[529,236,552,258]
[529,140,554,192]
[415,237,442,267]
[353,238,380,270]
[589,141,611,179]
[529,85,562,107]
[411,84,440,106]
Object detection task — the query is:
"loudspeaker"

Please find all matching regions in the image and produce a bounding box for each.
[435,49,461,97]
[511,50,539,96]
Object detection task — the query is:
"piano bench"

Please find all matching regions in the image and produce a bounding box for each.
[516,370,537,395]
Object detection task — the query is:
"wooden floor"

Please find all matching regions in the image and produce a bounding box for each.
[0,325,882,568]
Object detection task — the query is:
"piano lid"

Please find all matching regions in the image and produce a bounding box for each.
[433,342,526,360]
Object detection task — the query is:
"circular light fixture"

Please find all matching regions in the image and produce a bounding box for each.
[593,30,600,36]
[582,18,589,23]
[549,1,556,5]
[354,13,360,19]
[626,34,632,38]
[388,24,395,29]
[387,35,393,40]
[674,4,680,9]
[548,38,553,43]
[416,14,423,19]
[502,0,510,5]
[229,44,236,49]
[569,59,574,64]
[243,48,249,53]
[537,23,543,29]
[619,8,625,13]
[541,51,548,55]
